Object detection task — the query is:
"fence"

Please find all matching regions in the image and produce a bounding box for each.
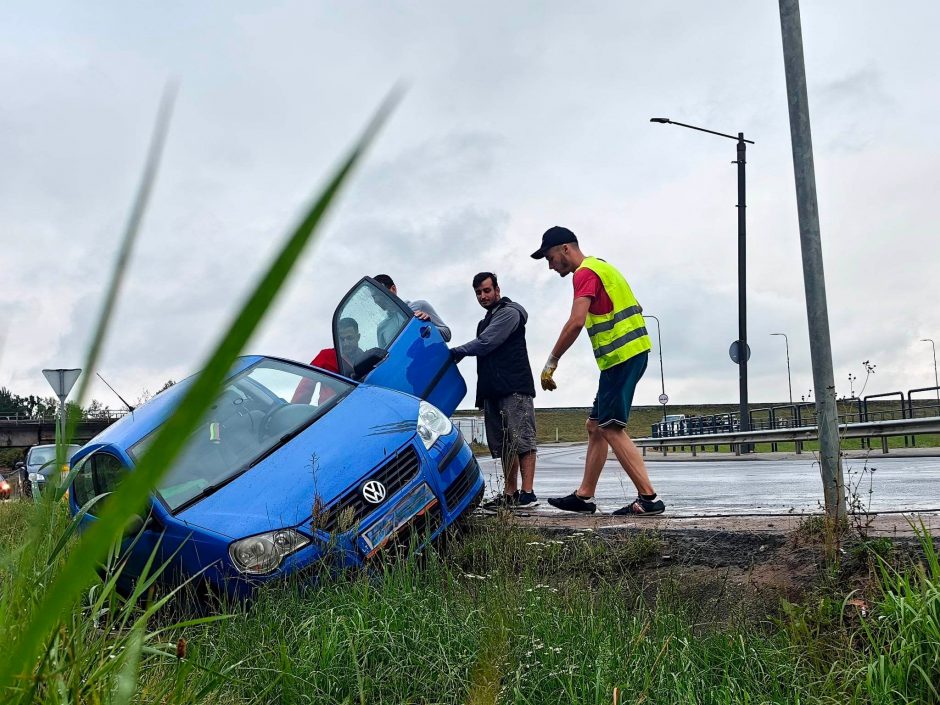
[453,416,487,446]
[648,385,940,453]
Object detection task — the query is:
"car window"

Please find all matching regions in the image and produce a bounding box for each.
[130,358,353,513]
[334,280,411,377]
[27,447,57,467]
[94,454,126,495]
[71,456,95,508]
[27,445,83,468]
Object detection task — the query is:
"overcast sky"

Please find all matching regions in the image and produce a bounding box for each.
[2,2,939,413]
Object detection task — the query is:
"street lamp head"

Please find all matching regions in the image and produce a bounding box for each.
[649,117,671,124]
[921,338,934,343]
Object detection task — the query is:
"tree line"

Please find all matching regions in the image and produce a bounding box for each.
[0,379,176,421]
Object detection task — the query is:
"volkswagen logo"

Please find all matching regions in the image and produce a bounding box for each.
[361,480,387,505]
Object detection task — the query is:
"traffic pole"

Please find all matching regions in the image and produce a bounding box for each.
[778,0,846,518]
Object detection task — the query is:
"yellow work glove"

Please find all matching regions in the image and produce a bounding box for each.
[540,355,559,391]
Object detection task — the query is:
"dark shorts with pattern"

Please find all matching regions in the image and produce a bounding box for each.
[589,351,649,428]
[483,393,537,459]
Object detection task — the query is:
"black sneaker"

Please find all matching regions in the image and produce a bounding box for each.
[547,492,597,514]
[480,491,519,513]
[612,497,666,516]
[514,491,539,509]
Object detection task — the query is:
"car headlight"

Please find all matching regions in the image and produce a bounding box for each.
[229,529,310,575]
[417,400,453,450]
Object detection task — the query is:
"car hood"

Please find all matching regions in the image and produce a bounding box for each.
[176,385,421,539]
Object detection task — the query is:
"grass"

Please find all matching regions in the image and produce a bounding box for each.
[4,499,940,703]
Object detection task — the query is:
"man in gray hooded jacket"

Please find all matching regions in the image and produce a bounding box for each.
[373,274,451,343]
[451,272,538,510]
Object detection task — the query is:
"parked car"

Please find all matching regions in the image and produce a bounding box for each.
[0,474,11,500]
[24,444,83,497]
[654,414,687,437]
[69,278,482,598]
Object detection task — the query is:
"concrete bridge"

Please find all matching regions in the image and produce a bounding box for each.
[0,415,124,449]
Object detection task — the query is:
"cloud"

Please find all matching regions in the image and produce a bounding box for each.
[2,0,939,417]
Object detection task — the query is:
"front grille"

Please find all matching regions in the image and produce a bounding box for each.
[444,457,482,512]
[315,445,420,534]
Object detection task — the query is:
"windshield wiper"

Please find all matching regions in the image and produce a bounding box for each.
[172,481,231,514]
[246,428,305,470]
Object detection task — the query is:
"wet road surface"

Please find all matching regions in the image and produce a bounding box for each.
[478,445,940,517]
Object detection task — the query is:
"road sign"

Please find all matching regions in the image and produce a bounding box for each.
[42,368,82,403]
[658,393,669,405]
[729,341,751,365]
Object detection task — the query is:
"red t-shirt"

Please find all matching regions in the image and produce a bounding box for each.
[572,268,614,315]
[291,348,340,404]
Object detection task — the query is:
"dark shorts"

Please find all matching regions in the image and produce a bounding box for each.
[589,352,649,428]
[483,393,537,459]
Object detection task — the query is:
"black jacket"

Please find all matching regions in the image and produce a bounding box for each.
[475,297,536,406]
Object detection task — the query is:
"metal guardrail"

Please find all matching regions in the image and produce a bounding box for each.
[0,410,130,422]
[638,416,940,456]
[651,386,940,450]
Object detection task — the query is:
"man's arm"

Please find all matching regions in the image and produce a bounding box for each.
[451,306,520,358]
[540,297,591,390]
[551,297,591,359]
[409,300,452,342]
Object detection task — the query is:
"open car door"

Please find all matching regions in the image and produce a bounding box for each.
[332,278,466,415]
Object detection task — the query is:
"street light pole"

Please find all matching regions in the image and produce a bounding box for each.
[921,338,939,407]
[770,333,793,404]
[651,117,754,447]
[645,314,667,425]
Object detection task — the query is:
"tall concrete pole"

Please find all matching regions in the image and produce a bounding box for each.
[779,0,846,518]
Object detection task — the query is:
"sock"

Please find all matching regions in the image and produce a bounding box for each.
[640,493,657,501]
[575,491,594,501]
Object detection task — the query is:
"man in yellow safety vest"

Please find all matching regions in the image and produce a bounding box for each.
[532,226,665,516]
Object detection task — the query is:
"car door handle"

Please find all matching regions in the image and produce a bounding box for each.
[420,326,431,338]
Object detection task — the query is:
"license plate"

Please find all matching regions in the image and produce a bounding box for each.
[358,482,437,557]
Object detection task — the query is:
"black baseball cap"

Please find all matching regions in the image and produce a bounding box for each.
[531,226,578,259]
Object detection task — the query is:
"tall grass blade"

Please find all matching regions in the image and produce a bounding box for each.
[113,623,144,705]
[0,87,177,657]
[68,84,177,427]
[0,88,399,694]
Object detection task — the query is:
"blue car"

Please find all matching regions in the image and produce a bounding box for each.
[68,278,483,597]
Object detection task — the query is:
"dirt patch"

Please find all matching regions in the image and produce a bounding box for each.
[495,511,936,618]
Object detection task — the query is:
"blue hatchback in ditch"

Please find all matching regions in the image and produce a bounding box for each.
[68,278,482,597]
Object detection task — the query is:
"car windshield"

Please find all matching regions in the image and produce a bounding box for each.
[130,358,353,512]
[28,445,81,468]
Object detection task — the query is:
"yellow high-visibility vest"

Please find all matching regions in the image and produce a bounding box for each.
[577,256,651,370]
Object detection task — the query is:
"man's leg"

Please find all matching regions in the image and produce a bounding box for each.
[502,453,520,495]
[518,450,535,493]
[504,394,538,496]
[547,412,601,513]
[483,400,515,498]
[578,418,609,498]
[600,425,655,496]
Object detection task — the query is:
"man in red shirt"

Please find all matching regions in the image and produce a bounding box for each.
[533,226,665,516]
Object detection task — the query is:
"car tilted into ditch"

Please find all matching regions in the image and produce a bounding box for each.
[68,278,483,597]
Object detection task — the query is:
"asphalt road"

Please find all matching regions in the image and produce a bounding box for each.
[478,445,940,516]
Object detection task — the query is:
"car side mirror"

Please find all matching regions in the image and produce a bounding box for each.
[353,348,388,379]
[13,461,25,470]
